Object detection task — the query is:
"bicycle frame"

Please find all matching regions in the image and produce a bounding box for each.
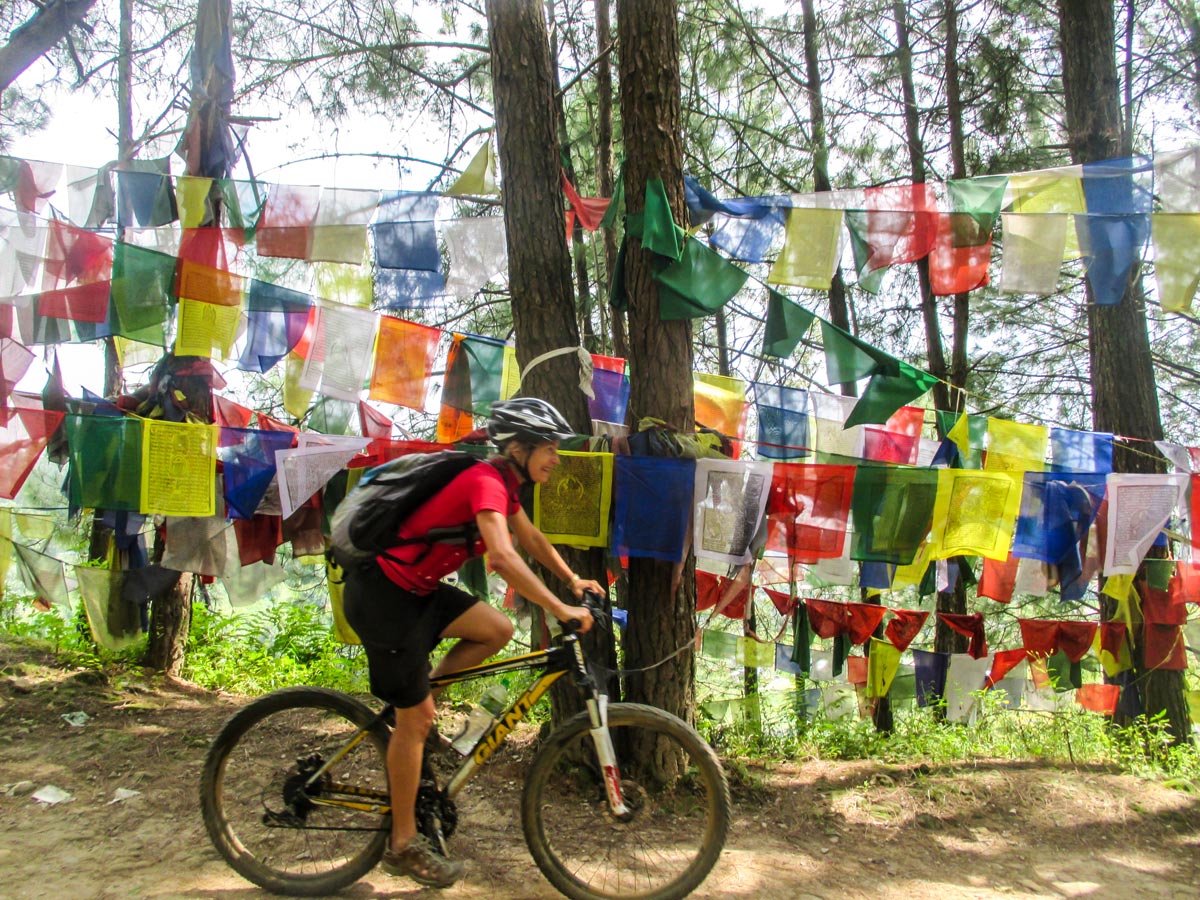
[303,632,629,818]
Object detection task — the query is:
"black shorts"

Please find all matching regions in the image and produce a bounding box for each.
[342,562,479,709]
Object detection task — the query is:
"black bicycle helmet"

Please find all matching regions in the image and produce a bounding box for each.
[487,398,574,447]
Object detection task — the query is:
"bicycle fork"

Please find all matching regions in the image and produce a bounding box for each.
[585,693,632,820]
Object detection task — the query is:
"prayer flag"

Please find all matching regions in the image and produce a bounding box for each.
[534,451,614,548]
[693,457,773,565]
[1151,213,1200,313]
[446,140,498,196]
[0,401,64,499]
[985,418,1047,472]
[694,372,746,438]
[655,236,749,319]
[443,216,507,298]
[928,469,1024,561]
[369,316,440,409]
[764,462,855,561]
[998,213,1069,295]
[641,178,683,260]
[612,455,695,562]
[65,414,143,511]
[762,289,815,358]
[373,192,440,271]
[140,419,217,517]
[255,184,320,259]
[309,187,380,263]
[767,207,844,289]
[866,637,902,699]
[754,383,809,459]
[850,465,938,564]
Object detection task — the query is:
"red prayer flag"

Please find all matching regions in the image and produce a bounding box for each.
[1057,621,1098,663]
[358,401,393,439]
[845,602,887,644]
[986,648,1027,688]
[1075,683,1120,715]
[929,212,992,296]
[0,397,65,499]
[938,611,988,659]
[1144,623,1187,670]
[863,405,924,464]
[1168,562,1200,605]
[979,555,1019,603]
[213,395,254,430]
[37,281,111,323]
[561,172,611,232]
[42,219,112,290]
[846,654,869,685]
[864,183,937,271]
[884,608,928,651]
[765,463,856,562]
[696,570,721,612]
[1142,583,1187,625]
[762,587,797,616]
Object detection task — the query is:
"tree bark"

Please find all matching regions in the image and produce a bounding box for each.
[485,0,615,713]
[594,0,624,358]
[0,0,98,93]
[1058,0,1188,742]
[616,0,695,724]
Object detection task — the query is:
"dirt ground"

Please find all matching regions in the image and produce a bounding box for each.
[1,641,1198,900]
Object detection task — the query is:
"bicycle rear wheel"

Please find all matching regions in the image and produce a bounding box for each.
[200,687,391,896]
[521,703,730,900]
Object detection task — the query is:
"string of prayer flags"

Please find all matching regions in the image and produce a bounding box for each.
[611,455,695,562]
[768,207,844,289]
[534,451,614,548]
[694,373,747,438]
[446,139,498,196]
[369,316,439,410]
[754,383,809,460]
[850,465,938,564]
[140,419,217,517]
[985,417,1047,472]
[761,289,815,358]
[765,462,856,562]
[928,469,1024,560]
[693,457,773,565]
[654,236,749,319]
[1102,473,1189,575]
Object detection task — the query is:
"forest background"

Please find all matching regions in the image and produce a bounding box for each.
[1,0,1199,769]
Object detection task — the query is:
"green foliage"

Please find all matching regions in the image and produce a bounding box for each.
[699,687,1200,787]
[182,602,369,696]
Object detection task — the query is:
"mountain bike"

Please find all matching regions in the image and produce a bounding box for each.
[199,596,730,900]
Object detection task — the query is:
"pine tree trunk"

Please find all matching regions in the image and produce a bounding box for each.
[484,0,616,716]
[1058,0,1189,742]
[145,571,193,676]
[594,0,624,357]
[616,0,696,724]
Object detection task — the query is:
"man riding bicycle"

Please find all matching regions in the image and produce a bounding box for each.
[341,397,600,888]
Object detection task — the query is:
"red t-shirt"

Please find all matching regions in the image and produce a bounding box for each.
[376,459,522,594]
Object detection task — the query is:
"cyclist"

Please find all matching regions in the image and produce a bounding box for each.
[342,397,600,889]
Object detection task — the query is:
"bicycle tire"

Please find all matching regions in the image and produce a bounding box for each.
[521,703,730,900]
[200,686,391,896]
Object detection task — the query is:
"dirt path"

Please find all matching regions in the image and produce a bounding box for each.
[1,642,1197,900]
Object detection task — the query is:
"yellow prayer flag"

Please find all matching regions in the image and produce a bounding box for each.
[534,451,614,548]
[0,509,11,599]
[501,345,522,401]
[447,139,499,196]
[284,352,315,420]
[314,260,373,308]
[1101,573,1138,631]
[767,208,844,289]
[694,372,747,437]
[326,541,362,644]
[866,637,903,699]
[175,297,241,359]
[1151,214,1200,314]
[928,469,1024,561]
[947,412,971,458]
[14,512,54,541]
[176,176,213,228]
[139,419,217,517]
[736,637,777,668]
[891,541,933,590]
[985,418,1047,472]
[1092,626,1131,678]
[1007,171,1084,260]
[998,213,1070,295]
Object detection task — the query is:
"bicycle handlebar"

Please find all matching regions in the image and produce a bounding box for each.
[563,589,608,636]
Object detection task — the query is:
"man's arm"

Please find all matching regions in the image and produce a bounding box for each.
[475,510,594,631]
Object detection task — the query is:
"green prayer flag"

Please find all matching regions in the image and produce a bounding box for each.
[850,465,939,565]
[935,410,987,467]
[763,289,815,358]
[845,361,938,427]
[791,601,811,673]
[458,556,490,600]
[820,320,893,385]
[608,237,629,311]
[599,163,625,231]
[65,415,144,511]
[447,140,498,196]
[947,175,1008,237]
[844,210,886,294]
[110,243,176,344]
[654,237,748,319]
[642,178,683,260]
[462,335,508,415]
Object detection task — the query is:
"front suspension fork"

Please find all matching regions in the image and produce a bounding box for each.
[586,694,631,819]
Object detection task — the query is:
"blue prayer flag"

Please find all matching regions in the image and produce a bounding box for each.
[611,455,695,562]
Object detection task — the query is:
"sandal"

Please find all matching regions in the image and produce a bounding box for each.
[381,835,464,888]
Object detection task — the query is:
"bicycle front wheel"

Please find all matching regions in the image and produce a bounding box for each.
[522,703,730,900]
[200,687,391,896]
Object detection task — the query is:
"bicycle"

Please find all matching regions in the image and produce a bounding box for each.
[199,596,731,900]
